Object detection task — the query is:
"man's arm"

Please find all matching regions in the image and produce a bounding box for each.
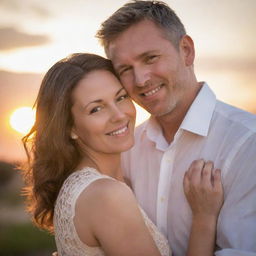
[216,133,256,255]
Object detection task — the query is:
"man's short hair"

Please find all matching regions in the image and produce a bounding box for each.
[96,0,186,54]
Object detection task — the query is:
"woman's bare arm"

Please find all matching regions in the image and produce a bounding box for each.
[74,178,162,256]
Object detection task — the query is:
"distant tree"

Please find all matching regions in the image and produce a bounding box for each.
[0,161,16,186]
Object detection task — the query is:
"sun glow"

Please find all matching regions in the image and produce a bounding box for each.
[10,107,35,135]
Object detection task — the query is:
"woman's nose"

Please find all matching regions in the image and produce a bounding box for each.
[110,105,126,122]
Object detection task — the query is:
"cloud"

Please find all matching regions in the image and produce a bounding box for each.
[30,4,52,18]
[0,69,42,162]
[196,57,256,73]
[0,27,51,50]
[0,0,52,19]
[0,69,42,120]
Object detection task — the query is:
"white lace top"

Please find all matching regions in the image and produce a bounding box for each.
[54,167,171,256]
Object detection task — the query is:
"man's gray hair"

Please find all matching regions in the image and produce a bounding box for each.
[96,0,186,53]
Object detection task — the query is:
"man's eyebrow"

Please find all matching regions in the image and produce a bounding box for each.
[84,88,125,109]
[136,50,157,60]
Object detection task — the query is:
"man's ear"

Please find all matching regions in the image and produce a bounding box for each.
[180,35,195,66]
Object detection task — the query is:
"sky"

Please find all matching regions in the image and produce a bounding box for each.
[0,0,256,162]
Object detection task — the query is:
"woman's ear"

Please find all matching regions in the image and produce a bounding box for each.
[71,129,78,140]
[180,35,195,66]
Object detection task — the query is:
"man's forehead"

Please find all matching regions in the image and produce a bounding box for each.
[107,43,143,69]
[106,41,133,67]
[106,20,170,60]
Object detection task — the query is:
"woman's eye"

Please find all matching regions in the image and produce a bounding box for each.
[117,94,129,102]
[90,106,102,114]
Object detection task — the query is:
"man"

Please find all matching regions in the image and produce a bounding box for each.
[96,1,256,256]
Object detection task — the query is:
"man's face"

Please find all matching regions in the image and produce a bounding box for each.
[107,20,194,117]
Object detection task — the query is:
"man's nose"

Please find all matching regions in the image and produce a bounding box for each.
[134,67,151,87]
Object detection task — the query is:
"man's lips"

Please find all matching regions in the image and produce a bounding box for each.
[140,84,163,97]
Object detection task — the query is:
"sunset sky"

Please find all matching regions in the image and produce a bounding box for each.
[0,0,256,162]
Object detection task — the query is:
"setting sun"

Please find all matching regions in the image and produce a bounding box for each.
[10,107,35,135]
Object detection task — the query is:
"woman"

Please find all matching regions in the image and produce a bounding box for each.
[22,53,223,256]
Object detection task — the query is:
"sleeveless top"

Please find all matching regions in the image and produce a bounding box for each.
[54,167,171,256]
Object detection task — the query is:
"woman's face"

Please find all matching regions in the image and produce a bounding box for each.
[71,70,136,156]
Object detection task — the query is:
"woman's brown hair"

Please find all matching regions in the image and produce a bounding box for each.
[22,53,115,232]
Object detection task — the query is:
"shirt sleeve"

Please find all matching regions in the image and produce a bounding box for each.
[216,132,256,255]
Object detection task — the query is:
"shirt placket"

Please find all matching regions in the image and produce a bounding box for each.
[156,131,182,237]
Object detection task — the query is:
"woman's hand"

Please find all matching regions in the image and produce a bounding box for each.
[183,159,224,219]
[184,159,224,256]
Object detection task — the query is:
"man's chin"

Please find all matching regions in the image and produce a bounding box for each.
[151,105,176,117]
[137,101,174,117]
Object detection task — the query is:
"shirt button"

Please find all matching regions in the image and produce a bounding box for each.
[160,196,165,202]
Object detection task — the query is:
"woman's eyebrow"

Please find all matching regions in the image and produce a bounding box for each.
[115,87,125,96]
[84,88,125,109]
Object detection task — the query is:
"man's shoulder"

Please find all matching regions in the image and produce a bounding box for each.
[122,119,151,158]
[215,100,256,133]
[134,119,148,137]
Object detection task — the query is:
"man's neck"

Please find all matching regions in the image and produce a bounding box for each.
[156,82,203,144]
[156,110,184,144]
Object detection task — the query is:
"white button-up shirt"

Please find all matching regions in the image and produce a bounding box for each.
[121,83,256,256]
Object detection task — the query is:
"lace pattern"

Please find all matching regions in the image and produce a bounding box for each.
[54,167,171,256]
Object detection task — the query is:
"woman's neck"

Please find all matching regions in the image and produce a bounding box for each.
[77,152,124,182]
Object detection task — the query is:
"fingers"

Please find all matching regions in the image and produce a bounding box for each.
[187,159,205,185]
[201,161,214,188]
[183,171,190,195]
[183,160,224,217]
[213,169,223,192]
[184,160,218,190]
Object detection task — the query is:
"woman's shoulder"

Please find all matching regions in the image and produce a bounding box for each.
[60,166,135,209]
[60,167,105,192]
[74,174,141,246]
[77,176,136,211]
[55,167,114,212]
[75,175,141,229]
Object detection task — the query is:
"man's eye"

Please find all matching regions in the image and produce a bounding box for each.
[146,55,159,63]
[119,67,131,76]
[117,94,129,102]
[90,106,102,114]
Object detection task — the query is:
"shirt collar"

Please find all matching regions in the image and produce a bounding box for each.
[141,83,216,149]
[143,116,169,150]
[180,83,216,136]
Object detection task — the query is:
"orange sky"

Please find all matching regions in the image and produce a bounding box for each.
[0,0,255,162]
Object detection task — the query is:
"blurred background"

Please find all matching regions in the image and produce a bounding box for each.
[0,0,255,255]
